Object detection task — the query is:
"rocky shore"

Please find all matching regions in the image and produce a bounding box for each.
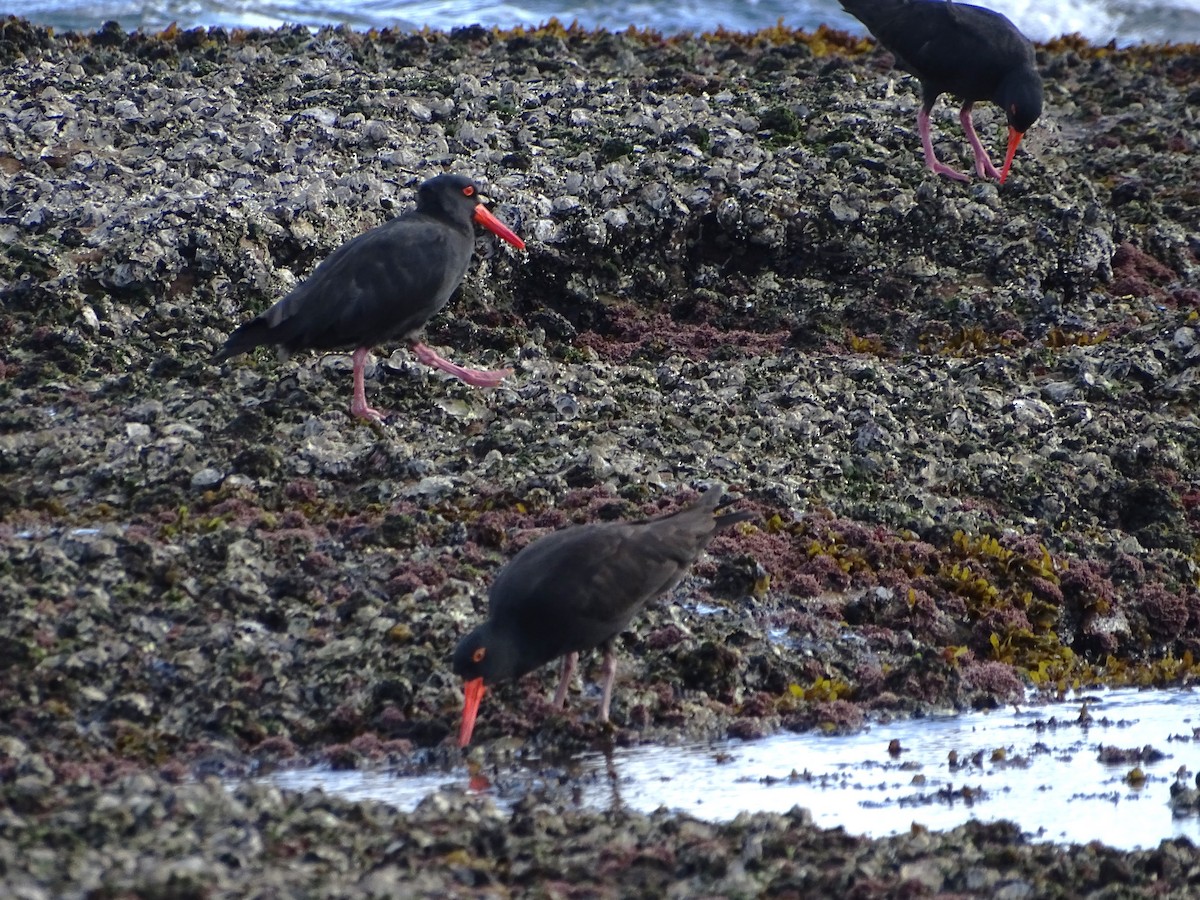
[2,16,1199,896]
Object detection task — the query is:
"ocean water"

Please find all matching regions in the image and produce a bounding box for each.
[8,0,1200,46]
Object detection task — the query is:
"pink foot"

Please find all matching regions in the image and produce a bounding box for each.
[551,652,577,710]
[350,347,388,422]
[412,342,513,388]
[973,157,1002,180]
[598,644,618,723]
[919,105,971,183]
[959,103,1002,180]
[350,398,387,423]
[927,159,972,182]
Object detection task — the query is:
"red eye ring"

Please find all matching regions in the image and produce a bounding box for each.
[463,185,475,197]
[472,647,486,663]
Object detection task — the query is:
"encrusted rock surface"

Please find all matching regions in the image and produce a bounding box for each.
[2,16,1200,896]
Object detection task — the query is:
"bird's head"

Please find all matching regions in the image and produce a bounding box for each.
[1001,71,1043,135]
[418,174,526,249]
[452,622,520,747]
[996,72,1044,184]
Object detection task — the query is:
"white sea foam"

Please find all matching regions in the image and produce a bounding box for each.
[12,0,1200,45]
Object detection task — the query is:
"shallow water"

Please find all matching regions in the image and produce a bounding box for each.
[262,688,1200,849]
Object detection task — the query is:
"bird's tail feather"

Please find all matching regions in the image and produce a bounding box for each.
[700,486,755,530]
[714,508,756,530]
[210,318,278,363]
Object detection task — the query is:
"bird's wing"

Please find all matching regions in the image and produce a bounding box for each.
[265,216,473,352]
[867,3,1027,94]
[488,509,722,644]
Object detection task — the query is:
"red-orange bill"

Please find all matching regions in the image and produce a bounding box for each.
[999,126,1024,185]
[458,677,487,748]
[474,205,526,250]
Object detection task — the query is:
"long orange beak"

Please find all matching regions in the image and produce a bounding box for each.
[473,205,525,250]
[459,677,487,747]
[998,126,1024,185]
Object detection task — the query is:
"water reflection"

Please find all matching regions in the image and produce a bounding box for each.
[262,688,1200,849]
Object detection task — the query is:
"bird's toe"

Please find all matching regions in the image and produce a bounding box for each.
[455,367,514,388]
[931,162,972,182]
[350,402,389,424]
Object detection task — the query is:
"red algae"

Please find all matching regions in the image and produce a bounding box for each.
[962,661,1024,701]
[576,311,789,364]
[1108,241,1181,300]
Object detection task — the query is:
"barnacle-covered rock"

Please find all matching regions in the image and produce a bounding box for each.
[1,19,1200,895]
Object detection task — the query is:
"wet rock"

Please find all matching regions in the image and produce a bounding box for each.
[190,467,225,490]
[2,20,1200,896]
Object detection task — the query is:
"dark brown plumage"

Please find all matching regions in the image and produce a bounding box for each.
[841,0,1043,183]
[452,486,754,747]
[212,174,525,421]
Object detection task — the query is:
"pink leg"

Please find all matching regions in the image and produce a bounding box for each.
[959,103,1002,180]
[411,342,513,388]
[918,106,970,183]
[598,644,618,722]
[350,347,386,422]
[551,652,577,709]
